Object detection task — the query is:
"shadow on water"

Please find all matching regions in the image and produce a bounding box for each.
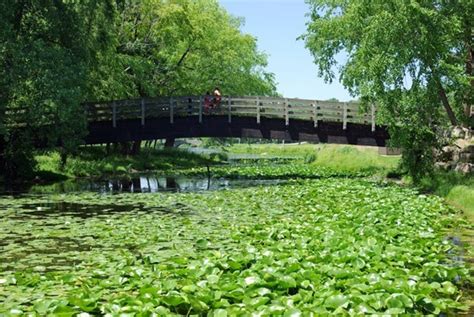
[15,201,195,219]
[1,200,197,272]
[21,175,288,195]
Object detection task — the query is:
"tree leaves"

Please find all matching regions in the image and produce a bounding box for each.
[303,0,474,180]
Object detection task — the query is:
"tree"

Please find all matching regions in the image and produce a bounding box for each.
[0,0,277,178]
[89,0,277,101]
[0,0,115,178]
[302,0,473,181]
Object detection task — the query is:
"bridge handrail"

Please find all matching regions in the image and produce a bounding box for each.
[7,96,378,132]
[86,95,377,131]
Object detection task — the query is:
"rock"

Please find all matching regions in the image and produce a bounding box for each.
[438,145,457,162]
[452,126,465,139]
[454,163,473,175]
[454,139,469,149]
[452,151,460,162]
[435,162,452,171]
[460,144,474,154]
[463,127,472,139]
[459,152,474,163]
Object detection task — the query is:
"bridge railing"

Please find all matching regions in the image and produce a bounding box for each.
[86,96,377,131]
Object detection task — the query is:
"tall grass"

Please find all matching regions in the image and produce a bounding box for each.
[227,143,400,174]
[419,172,474,220]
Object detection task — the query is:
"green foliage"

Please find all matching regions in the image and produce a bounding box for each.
[90,0,277,100]
[418,171,474,220]
[303,153,316,164]
[302,0,474,181]
[0,0,277,180]
[226,143,399,174]
[0,178,469,314]
[35,146,219,178]
[0,0,115,178]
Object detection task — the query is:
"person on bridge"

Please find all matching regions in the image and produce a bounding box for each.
[213,87,222,109]
[204,91,212,114]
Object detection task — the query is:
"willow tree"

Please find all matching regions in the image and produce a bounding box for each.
[302,0,473,181]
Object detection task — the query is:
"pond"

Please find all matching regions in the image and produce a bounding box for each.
[0,172,470,315]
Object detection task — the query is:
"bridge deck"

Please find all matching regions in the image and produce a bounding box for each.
[3,96,388,146]
[85,96,388,146]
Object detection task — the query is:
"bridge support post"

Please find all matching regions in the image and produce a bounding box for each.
[284,99,289,126]
[165,137,175,148]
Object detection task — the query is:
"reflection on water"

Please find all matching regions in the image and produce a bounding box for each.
[26,175,287,194]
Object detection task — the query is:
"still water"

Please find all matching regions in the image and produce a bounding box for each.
[23,175,288,194]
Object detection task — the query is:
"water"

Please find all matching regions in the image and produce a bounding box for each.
[22,175,288,195]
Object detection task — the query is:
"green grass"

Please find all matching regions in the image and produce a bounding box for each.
[446,186,474,219]
[419,172,474,221]
[35,146,220,179]
[228,143,318,157]
[227,143,400,174]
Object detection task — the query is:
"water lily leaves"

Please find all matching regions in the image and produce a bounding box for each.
[0,176,469,315]
[195,239,210,249]
[324,294,350,309]
[161,291,187,307]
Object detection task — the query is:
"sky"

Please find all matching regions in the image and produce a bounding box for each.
[219,0,352,101]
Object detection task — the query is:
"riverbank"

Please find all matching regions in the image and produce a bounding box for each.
[32,143,473,219]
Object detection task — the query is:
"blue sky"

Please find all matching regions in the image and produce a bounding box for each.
[219,0,352,101]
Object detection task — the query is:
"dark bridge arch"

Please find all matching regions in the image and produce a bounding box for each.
[85,96,389,146]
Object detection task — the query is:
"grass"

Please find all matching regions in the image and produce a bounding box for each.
[418,171,474,221]
[227,143,400,174]
[35,146,220,179]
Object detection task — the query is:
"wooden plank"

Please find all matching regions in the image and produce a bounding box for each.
[256,96,260,124]
[230,104,259,110]
[343,103,348,130]
[170,97,174,124]
[199,96,203,123]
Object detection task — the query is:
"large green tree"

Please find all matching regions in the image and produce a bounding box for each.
[0,0,276,179]
[303,0,473,180]
[0,0,115,178]
[90,0,276,100]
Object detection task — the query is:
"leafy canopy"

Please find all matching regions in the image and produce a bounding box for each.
[302,0,473,180]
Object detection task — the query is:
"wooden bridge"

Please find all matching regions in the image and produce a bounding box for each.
[85,96,389,146]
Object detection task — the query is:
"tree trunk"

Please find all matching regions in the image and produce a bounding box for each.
[437,82,458,126]
[465,45,473,121]
[131,141,141,155]
[59,150,68,171]
[120,142,131,155]
[164,137,175,148]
